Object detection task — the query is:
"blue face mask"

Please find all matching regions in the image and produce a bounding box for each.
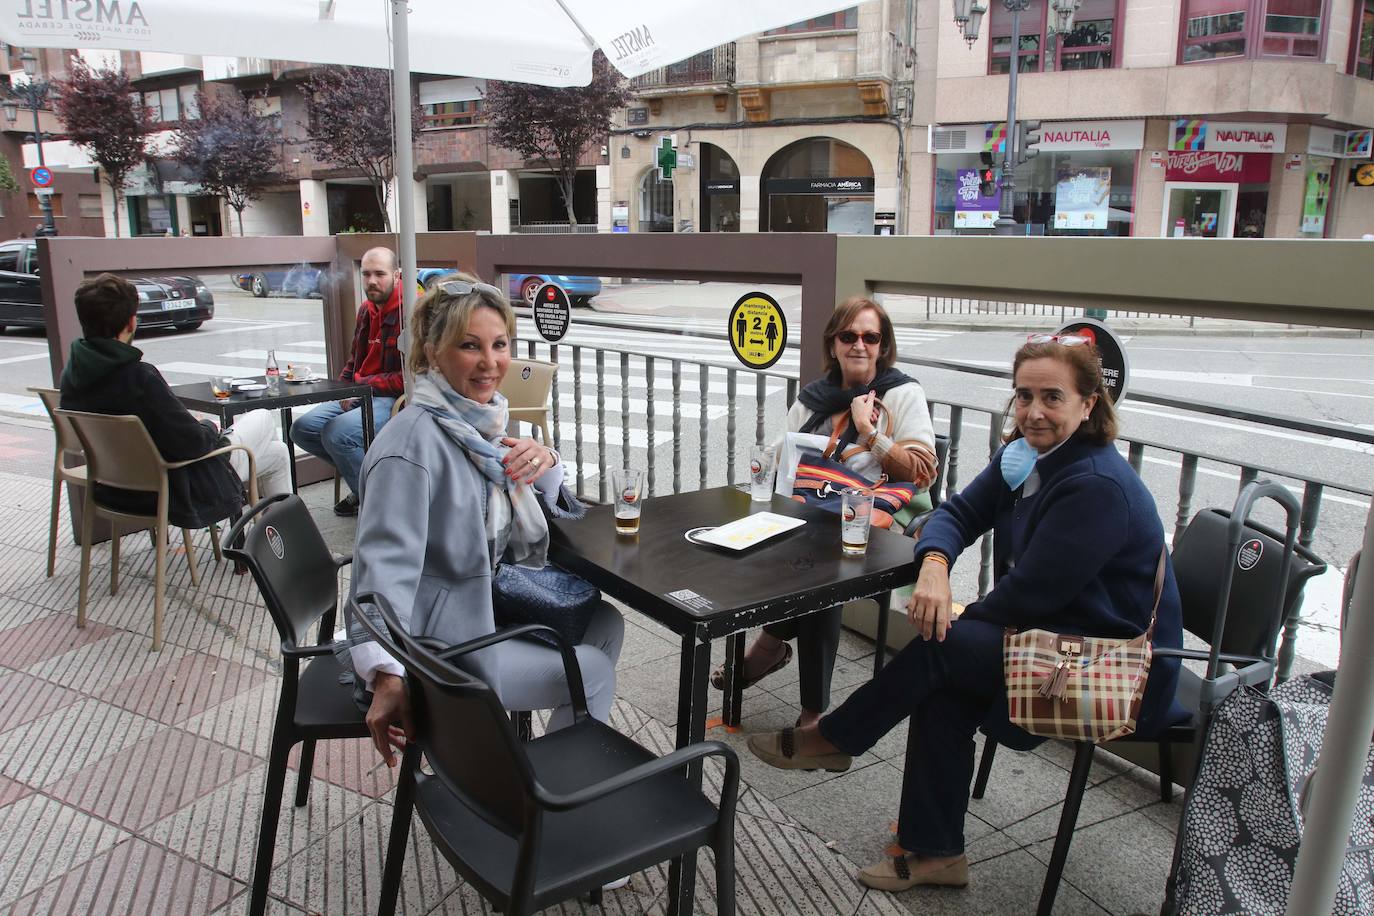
[1000,437,1038,491]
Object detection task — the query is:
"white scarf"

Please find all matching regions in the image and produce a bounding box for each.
[408,371,550,569]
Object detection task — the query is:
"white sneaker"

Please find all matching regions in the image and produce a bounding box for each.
[601,876,631,891]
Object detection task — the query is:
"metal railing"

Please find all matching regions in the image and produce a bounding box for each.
[630,43,736,89]
[509,333,1369,677]
[516,336,795,505]
[512,222,599,234]
[926,296,1196,323]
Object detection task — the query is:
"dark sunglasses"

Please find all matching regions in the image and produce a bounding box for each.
[1025,332,1092,347]
[439,279,502,299]
[836,330,883,346]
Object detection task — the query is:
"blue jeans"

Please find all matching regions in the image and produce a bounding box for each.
[289,396,396,498]
[817,618,1043,858]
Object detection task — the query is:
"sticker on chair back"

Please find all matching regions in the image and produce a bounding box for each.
[265,525,285,560]
[1237,538,1263,571]
[521,365,532,380]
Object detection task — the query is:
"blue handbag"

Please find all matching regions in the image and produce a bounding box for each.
[492,562,601,647]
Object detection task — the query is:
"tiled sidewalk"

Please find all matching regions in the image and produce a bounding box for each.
[0,463,1183,915]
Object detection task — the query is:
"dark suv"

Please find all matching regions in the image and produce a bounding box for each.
[0,239,214,334]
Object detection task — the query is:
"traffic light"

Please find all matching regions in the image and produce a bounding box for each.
[979,167,998,198]
[1017,120,1042,164]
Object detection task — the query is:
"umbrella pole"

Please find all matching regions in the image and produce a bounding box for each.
[391,0,417,392]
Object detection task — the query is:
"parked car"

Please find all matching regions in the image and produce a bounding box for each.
[415,268,601,307]
[234,266,324,299]
[0,238,213,333]
[510,273,601,307]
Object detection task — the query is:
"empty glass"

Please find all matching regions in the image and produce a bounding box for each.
[749,445,775,503]
[840,487,875,556]
[612,468,643,536]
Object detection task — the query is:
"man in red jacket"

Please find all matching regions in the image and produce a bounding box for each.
[290,247,403,516]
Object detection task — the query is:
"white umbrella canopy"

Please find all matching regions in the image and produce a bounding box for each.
[0,0,857,80]
[0,0,855,331]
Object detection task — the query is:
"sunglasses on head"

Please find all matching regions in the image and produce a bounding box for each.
[837,330,883,346]
[1026,332,1092,347]
[438,279,502,299]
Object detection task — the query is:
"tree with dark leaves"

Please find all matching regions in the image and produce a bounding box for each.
[485,52,631,228]
[301,66,420,233]
[52,59,152,237]
[173,89,282,236]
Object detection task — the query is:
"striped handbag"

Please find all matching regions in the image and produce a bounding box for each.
[790,403,918,530]
[1003,548,1167,743]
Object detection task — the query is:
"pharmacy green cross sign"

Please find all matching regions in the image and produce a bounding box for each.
[656,136,677,181]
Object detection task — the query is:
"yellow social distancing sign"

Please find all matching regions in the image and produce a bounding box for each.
[728,292,787,370]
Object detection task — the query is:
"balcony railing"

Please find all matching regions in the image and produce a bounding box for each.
[631,43,735,89]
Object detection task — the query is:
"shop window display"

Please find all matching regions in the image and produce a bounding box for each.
[934,149,1137,237]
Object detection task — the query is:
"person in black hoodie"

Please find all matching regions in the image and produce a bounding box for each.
[59,273,291,529]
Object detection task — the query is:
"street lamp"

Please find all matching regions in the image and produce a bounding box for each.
[6,51,56,237]
[952,0,1077,234]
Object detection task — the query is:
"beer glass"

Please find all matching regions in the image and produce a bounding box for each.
[749,445,775,502]
[840,487,874,556]
[612,469,643,535]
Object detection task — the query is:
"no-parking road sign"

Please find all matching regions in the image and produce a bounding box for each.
[29,167,52,188]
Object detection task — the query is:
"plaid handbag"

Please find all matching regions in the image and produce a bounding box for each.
[1003,548,1167,743]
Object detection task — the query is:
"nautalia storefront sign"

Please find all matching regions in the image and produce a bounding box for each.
[932,119,1145,154]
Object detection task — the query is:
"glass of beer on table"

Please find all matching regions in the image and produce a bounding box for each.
[840,487,874,556]
[613,468,643,535]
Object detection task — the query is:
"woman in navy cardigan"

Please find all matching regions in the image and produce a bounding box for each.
[747,335,1183,893]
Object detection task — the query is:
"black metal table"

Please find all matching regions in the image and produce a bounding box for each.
[549,486,916,916]
[170,378,375,493]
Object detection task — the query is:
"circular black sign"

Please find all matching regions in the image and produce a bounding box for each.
[1237,538,1264,571]
[532,283,571,343]
[1056,318,1130,404]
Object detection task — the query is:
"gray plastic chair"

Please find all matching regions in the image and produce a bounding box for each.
[353,591,740,916]
[57,409,257,650]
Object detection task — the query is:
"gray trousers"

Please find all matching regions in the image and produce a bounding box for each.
[352,602,624,734]
[489,600,625,731]
[763,605,843,713]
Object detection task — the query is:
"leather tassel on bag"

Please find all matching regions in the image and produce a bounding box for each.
[1038,636,1083,700]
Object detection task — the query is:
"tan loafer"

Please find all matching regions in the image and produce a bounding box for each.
[858,853,969,892]
[746,727,852,773]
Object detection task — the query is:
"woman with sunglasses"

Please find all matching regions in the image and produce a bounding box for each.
[347,273,624,770]
[746,334,1183,894]
[713,295,938,727]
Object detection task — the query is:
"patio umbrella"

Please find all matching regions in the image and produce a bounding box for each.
[0,0,857,310]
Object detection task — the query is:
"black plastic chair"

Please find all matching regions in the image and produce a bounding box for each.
[968,481,1318,916]
[351,592,740,916]
[224,494,367,916]
[873,433,951,675]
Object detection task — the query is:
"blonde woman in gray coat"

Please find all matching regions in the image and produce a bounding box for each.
[349,275,623,768]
